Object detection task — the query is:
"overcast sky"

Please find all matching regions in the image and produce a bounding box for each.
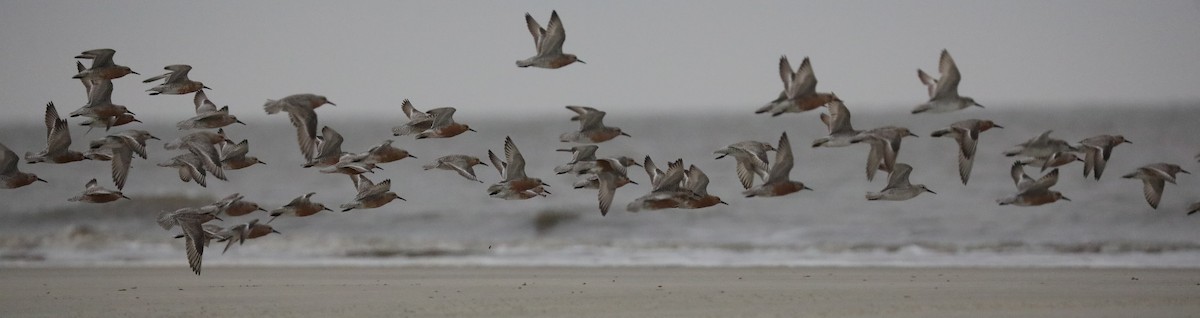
[1,1,1198,123]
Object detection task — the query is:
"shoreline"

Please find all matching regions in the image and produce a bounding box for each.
[3,266,1198,317]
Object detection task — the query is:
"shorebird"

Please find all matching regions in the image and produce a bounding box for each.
[1122,163,1189,209]
[998,162,1069,206]
[812,100,862,148]
[164,129,231,182]
[423,155,488,183]
[755,56,838,116]
[303,126,347,168]
[391,100,474,139]
[157,153,209,187]
[0,142,45,189]
[487,136,550,199]
[626,158,694,212]
[177,91,243,130]
[745,132,813,198]
[80,113,140,133]
[68,178,130,203]
[866,163,934,201]
[341,175,405,212]
[219,139,265,170]
[554,145,599,174]
[1078,135,1132,180]
[584,157,636,215]
[559,106,629,143]
[850,126,919,181]
[517,10,584,69]
[1017,151,1083,172]
[157,206,221,275]
[913,49,982,114]
[172,224,226,249]
[26,102,86,164]
[930,119,1003,184]
[679,165,727,209]
[69,79,134,120]
[319,153,380,176]
[358,140,415,165]
[210,193,268,217]
[143,64,210,95]
[72,49,138,81]
[268,192,333,223]
[217,219,281,254]
[89,130,159,190]
[1003,130,1077,158]
[263,94,335,161]
[715,140,775,189]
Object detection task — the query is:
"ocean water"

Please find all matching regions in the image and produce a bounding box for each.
[1,103,1199,268]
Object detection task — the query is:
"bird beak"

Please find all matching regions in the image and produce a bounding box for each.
[556,148,573,152]
[257,207,268,212]
[620,132,631,137]
[36,177,48,183]
[272,229,282,234]
[631,162,643,167]
[993,124,1004,129]
[397,195,407,201]
[628,180,639,185]
[130,71,140,75]
[1182,169,1192,175]
[1061,196,1072,201]
[323,207,334,212]
[478,162,488,166]
[576,59,586,64]
[150,135,161,140]
[803,185,813,191]
[468,128,478,132]
[133,119,143,123]
[541,182,551,187]
[719,200,729,205]
[203,86,212,90]
[327,101,337,106]
[714,154,727,160]
[1124,140,1132,144]
[213,216,224,221]
[236,120,246,125]
[974,102,984,108]
[925,189,937,194]
[126,110,136,115]
[908,132,919,137]
[259,161,267,165]
[121,194,132,200]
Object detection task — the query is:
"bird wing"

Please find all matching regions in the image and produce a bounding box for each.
[826,100,854,134]
[932,49,961,99]
[765,132,794,184]
[684,165,711,195]
[287,107,319,161]
[787,57,817,98]
[193,90,218,114]
[313,126,345,160]
[503,137,527,180]
[883,163,914,191]
[917,69,937,99]
[1142,178,1165,209]
[426,107,458,129]
[778,56,793,91]
[540,11,567,56]
[110,145,133,190]
[525,13,545,53]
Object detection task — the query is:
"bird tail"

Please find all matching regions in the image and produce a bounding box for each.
[865,192,882,200]
[263,99,284,114]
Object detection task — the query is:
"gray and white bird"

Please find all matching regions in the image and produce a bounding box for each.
[812,100,863,148]
[1003,130,1077,158]
[72,48,138,81]
[744,132,813,198]
[865,163,934,201]
[755,56,838,116]
[912,49,982,114]
[559,106,629,143]
[1077,135,1132,180]
[143,64,210,95]
[423,155,488,183]
[263,94,335,161]
[714,140,775,189]
[1122,163,1189,209]
[157,206,221,275]
[89,130,159,190]
[850,126,919,182]
[176,91,243,129]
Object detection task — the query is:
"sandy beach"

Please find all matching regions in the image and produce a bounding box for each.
[1,266,1197,317]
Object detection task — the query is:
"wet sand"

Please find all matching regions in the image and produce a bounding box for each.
[2,266,1198,317]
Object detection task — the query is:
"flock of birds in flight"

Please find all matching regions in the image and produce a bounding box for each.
[1,11,1197,275]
